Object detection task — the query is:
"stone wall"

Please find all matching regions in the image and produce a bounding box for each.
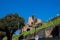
[19,24,60,40]
[37,28,45,38]
[45,26,55,38]
[24,28,45,40]
[45,25,60,38]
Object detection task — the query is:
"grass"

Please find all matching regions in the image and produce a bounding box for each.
[3,16,60,40]
[12,17,60,40]
[19,18,60,37]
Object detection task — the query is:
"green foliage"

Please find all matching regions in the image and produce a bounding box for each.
[19,15,60,38]
[2,15,60,40]
[9,17,60,40]
[0,13,25,40]
[0,14,24,29]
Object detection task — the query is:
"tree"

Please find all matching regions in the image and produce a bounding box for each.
[0,14,25,40]
[0,31,6,40]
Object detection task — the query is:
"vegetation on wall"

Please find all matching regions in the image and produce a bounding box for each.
[2,15,60,40]
[19,15,60,37]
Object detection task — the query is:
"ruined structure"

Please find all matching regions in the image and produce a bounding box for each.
[22,24,60,40]
[20,16,42,33]
[45,25,60,38]
[19,15,60,40]
[27,16,34,26]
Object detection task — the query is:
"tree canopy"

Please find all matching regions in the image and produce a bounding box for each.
[0,14,25,40]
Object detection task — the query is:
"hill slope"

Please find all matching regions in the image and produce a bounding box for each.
[3,15,60,40]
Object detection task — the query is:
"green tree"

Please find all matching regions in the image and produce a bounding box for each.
[0,14,25,40]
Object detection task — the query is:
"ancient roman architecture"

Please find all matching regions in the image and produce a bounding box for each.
[19,15,60,40]
[22,24,60,40]
[20,16,42,33]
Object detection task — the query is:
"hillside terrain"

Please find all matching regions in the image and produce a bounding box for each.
[3,15,60,40]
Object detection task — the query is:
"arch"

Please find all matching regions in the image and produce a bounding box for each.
[51,26,59,38]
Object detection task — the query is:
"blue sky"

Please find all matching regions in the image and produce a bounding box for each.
[0,0,60,34]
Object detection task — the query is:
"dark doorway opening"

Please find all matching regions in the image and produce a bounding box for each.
[51,26,59,38]
[27,28,30,31]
